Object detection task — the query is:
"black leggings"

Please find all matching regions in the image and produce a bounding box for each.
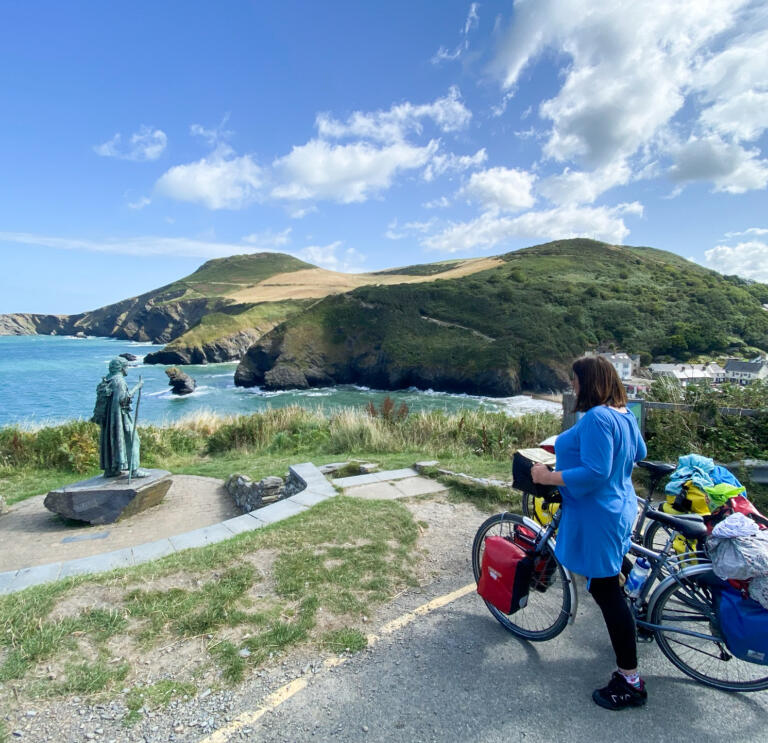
[588,573,637,670]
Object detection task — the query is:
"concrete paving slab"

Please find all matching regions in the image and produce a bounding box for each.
[6,562,63,594]
[342,481,404,501]
[373,468,419,481]
[169,523,236,552]
[0,570,19,594]
[59,549,133,579]
[290,489,334,507]
[220,513,264,536]
[331,473,381,487]
[251,499,307,524]
[131,538,176,564]
[392,477,449,497]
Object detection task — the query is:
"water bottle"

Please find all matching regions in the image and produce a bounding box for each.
[625,558,651,599]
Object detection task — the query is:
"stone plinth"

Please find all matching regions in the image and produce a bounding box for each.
[44,470,171,525]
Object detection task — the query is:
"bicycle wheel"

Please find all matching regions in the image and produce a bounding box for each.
[521,491,559,527]
[472,513,571,641]
[650,567,768,692]
[642,519,676,553]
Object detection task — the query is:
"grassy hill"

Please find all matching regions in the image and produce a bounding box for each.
[235,239,768,395]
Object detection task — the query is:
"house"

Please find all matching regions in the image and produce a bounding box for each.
[648,362,724,387]
[724,359,768,385]
[623,377,651,398]
[598,352,633,380]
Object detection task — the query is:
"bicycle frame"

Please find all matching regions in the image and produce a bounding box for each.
[529,505,718,642]
[518,510,579,625]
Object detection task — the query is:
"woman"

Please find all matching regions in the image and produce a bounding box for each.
[532,355,647,710]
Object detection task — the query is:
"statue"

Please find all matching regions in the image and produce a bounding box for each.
[92,357,149,479]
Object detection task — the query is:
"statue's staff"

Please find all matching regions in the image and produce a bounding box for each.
[127,375,142,485]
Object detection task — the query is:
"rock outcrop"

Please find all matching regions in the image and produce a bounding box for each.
[165,367,196,395]
[144,328,263,365]
[44,470,172,525]
[119,353,138,361]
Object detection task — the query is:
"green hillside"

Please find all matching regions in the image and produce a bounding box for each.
[156,253,314,303]
[235,239,768,394]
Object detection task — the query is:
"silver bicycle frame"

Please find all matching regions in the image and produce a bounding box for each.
[520,514,579,625]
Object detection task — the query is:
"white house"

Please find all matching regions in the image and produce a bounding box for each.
[724,359,768,385]
[648,362,725,387]
[598,352,633,380]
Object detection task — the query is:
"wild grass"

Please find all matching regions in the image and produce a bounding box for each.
[123,680,197,724]
[0,406,560,503]
[0,497,420,702]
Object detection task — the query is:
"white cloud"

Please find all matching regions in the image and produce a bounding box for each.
[538,161,631,205]
[242,227,292,248]
[490,1,768,196]
[127,196,151,210]
[316,87,471,143]
[272,139,438,204]
[155,147,263,209]
[0,232,267,259]
[492,1,739,166]
[297,241,366,272]
[432,3,480,64]
[94,126,167,161]
[463,3,480,35]
[423,202,642,253]
[190,115,233,146]
[693,28,768,142]
[668,136,768,193]
[385,218,438,240]
[423,148,487,182]
[724,227,768,238]
[705,240,768,281]
[423,196,451,209]
[463,167,536,212]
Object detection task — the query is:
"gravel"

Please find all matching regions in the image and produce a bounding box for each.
[2,495,481,743]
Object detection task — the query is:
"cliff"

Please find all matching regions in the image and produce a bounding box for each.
[234,239,768,395]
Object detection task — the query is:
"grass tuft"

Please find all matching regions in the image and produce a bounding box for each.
[321,627,368,653]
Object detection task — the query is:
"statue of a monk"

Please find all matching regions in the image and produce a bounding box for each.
[92,357,149,478]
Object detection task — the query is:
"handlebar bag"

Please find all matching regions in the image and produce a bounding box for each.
[512,451,558,499]
[714,586,768,666]
[477,536,533,615]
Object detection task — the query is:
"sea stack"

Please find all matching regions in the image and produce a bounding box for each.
[165,366,196,395]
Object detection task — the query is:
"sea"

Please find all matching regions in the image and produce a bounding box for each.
[0,335,562,428]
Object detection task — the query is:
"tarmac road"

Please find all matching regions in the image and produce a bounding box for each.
[213,573,768,743]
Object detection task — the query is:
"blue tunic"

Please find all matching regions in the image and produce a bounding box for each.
[554,406,647,579]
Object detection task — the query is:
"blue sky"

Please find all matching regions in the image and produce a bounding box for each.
[1,0,767,314]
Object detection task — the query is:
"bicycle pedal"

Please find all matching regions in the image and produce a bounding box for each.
[636,629,655,644]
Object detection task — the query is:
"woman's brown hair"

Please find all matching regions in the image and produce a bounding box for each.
[572,356,628,412]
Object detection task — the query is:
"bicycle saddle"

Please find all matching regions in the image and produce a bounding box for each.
[646,508,709,541]
[636,460,676,479]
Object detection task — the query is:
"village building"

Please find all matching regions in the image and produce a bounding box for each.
[724,359,768,385]
[648,362,725,386]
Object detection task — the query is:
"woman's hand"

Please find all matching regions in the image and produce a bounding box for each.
[531,462,552,485]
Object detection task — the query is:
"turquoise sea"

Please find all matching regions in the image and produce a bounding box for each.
[0,335,562,427]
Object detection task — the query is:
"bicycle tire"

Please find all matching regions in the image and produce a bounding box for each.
[472,513,571,641]
[642,519,676,553]
[650,567,768,692]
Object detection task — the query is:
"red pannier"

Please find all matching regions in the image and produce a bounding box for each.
[477,535,534,614]
[513,524,557,592]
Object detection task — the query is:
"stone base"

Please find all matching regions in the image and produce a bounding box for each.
[44,470,172,525]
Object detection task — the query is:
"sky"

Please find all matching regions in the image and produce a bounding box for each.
[1,0,767,314]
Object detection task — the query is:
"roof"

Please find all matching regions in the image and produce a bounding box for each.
[725,360,768,373]
[600,352,631,362]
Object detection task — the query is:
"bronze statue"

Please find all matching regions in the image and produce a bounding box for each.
[92,358,149,479]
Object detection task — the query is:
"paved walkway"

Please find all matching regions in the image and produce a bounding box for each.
[332,468,449,500]
[0,465,445,595]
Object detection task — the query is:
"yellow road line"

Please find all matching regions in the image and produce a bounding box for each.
[199,582,475,743]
